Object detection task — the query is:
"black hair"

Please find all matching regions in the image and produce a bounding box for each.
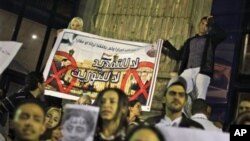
[25,71,44,91]
[14,99,46,120]
[191,99,208,115]
[129,99,140,107]
[201,16,208,21]
[93,88,129,135]
[125,125,165,141]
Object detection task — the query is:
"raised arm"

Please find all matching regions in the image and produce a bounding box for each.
[162,40,184,61]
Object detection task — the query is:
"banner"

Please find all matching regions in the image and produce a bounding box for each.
[157,126,229,141]
[43,29,162,111]
[0,41,22,75]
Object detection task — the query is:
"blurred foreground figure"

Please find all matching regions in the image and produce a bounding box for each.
[125,125,165,141]
[13,100,46,141]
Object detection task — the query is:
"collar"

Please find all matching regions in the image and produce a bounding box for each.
[191,113,208,120]
[159,115,182,126]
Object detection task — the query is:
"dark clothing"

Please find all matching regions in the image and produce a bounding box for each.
[0,89,41,119]
[163,21,226,78]
[145,113,204,129]
[94,133,124,141]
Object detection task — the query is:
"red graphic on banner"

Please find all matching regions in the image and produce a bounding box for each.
[121,62,154,101]
[46,51,78,93]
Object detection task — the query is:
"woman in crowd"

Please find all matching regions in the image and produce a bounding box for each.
[67,17,84,31]
[40,106,62,141]
[127,100,143,129]
[93,88,129,141]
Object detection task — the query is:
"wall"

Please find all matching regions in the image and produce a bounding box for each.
[78,0,213,117]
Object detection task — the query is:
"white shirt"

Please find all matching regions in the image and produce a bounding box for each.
[156,115,182,127]
[191,113,222,132]
[0,133,5,141]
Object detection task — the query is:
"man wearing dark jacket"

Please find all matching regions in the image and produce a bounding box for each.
[155,76,203,129]
[0,72,45,123]
[162,16,226,99]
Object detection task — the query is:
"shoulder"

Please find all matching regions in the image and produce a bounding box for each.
[180,115,204,129]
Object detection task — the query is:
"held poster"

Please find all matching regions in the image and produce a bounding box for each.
[43,29,162,111]
[0,41,22,75]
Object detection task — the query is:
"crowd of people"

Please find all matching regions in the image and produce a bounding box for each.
[1,71,249,141]
[0,15,249,141]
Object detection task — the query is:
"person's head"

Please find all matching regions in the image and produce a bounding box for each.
[75,95,92,105]
[25,71,45,95]
[93,88,129,132]
[45,107,62,129]
[235,111,250,125]
[128,100,142,117]
[191,99,209,116]
[13,100,46,141]
[67,17,84,31]
[62,109,94,141]
[238,98,250,114]
[163,76,187,114]
[125,125,165,141]
[198,16,209,35]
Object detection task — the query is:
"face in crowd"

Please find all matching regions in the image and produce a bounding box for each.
[76,95,92,105]
[129,101,142,117]
[100,90,119,120]
[126,126,165,141]
[68,17,84,31]
[198,18,209,36]
[45,107,61,129]
[13,103,46,141]
[164,84,187,113]
[62,116,90,141]
[128,128,160,141]
[238,100,250,114]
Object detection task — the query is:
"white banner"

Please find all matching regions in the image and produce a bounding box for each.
[0,41,22,75]
[43,29,162,111]
[157,126,229,141]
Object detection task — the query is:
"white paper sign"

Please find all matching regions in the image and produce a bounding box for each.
[0,41,22,75]
[157,126,229,141]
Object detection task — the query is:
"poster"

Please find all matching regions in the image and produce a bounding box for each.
[43,29,162,111]
[157,126,229,141]
[0,41,22,75]
[61,104,99,141]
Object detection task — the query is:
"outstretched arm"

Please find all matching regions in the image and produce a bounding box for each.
[162,40,184,61]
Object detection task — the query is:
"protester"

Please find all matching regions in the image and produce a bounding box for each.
[40,106,62,140]
[125,125,165,141]
[13,100,46,141]
[153,76,203,129]
[127,100,143,129]
[93,88,129,141]
[162,16,226,100]
[75,95,92,105]
[191,99,221,131]
[238,98,250,115]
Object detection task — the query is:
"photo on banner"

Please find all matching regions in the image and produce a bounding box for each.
[43,29,162,111]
